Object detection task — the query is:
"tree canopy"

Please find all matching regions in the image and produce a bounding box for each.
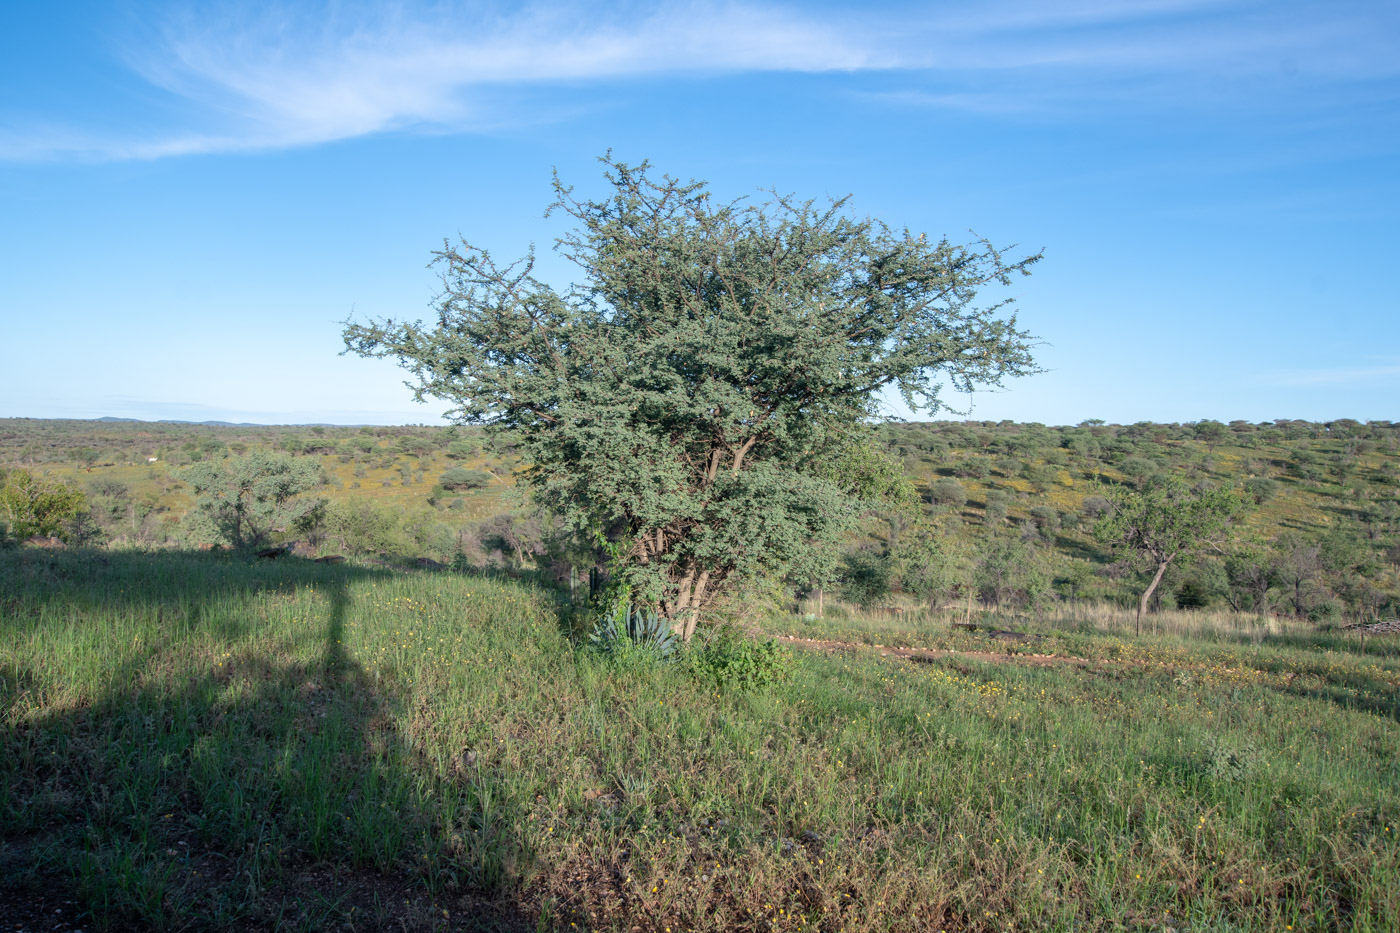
[181,452,325,550]
[344,156,1041,637]
[0,468,86,540]
[1094,475,1247,632]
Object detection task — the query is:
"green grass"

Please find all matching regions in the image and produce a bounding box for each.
[3,548,1399,931]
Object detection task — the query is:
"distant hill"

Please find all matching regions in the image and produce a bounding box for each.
[93,416,360,427]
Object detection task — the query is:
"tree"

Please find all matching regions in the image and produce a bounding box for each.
[1222,543,1277,617]
[1094,475,1247,634]
[344,156,1040,639]
[1194,420,1228,452]
[181,452,325,550]
[897,526,970,611]
[1270,532,1325,618]
[0,469,87,539]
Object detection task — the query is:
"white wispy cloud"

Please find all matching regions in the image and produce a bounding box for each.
[2,0,1395,161]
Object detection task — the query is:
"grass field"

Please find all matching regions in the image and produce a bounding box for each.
[3,548,1399,931]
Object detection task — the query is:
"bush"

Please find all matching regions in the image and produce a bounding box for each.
[954,457,991,479]
[1243,476,1279,505]
[1081,495,1112,518]
[982,490,1010,527]
[1029,505,1060,533]
[440,467,493,490]
[0,469,87,540]
[928,477,968,508]
[686,629,792,691]
[445,440,479,460]
[325,501,409,556]
[840,549,892,606]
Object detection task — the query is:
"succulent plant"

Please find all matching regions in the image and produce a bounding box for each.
[589,603,678,659]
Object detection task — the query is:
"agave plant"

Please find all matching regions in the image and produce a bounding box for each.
[589,603,678,659]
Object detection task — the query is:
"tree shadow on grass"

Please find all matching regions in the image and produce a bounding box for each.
[0,547,537,932]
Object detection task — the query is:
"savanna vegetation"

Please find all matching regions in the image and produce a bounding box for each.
[3,160,1398,930]
[4,413,1397,627]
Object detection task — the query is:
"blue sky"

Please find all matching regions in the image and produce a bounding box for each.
[1,0,1397,426]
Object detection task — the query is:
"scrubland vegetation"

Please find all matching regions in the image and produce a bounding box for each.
[4,415,1397,624]
[3,163,1398,929]
[2,416,1399,931]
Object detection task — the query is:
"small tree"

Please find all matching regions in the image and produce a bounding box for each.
[1094,475,1247,634]
[345,156,1040,639]
[181,452,325,550]
[1195,420,1228,452]
[0,469,87,539]
[897,526,970,611]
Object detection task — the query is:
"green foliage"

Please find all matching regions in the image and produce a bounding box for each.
[927,477,968,508]
[1243,476,1280,504]
[1202,733,1261,783]
[685,628,792,690]
[896,527,969,608]
[323,500,409,556]
[0,468,87,539]
[181,452,325,550]
[840,549,894,606]
[1095,475,1248,625]
[439,466,492,490]
[589,603,679,659]
[975,536,1053,610]
[445,439,479,459]
[344,156,1039,636]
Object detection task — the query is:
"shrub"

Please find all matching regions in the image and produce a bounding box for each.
[0,470,87,540]
[954,457,991,479]
[686,629,792,691]
[1029,504,1060,533]
[1081,495,1112,518]
[325,501,409,556]
[840,549,892,606]
[181,453,325,550]
[440,467,493,490]
[928,477,968,508]
[1243,476,1279,504]
[982,489,1010,526]
[445,440,479,460]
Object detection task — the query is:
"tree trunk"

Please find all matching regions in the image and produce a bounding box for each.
[1138,560,1170,636]
[669,566,711,641]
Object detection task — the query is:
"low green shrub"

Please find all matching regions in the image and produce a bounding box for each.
[686,629,792,691]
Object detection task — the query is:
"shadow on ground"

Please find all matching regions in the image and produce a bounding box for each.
[0,546,537,932]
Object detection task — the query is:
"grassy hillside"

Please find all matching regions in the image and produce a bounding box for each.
[3,548,1398,931]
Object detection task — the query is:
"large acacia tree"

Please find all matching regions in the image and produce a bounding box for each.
[344,157,1040,638]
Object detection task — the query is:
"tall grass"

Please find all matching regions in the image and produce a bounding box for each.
[3,548,1398,931]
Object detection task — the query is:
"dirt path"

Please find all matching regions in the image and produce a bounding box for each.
[776,634,1089,668]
